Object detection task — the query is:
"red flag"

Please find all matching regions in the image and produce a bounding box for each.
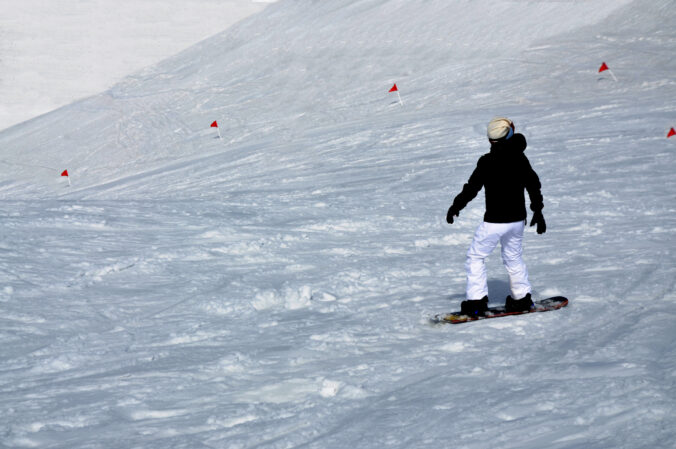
[599,62,609,73]
[389,83,398,93]
[210,121,218,128]
[668,127,676,138]
[61,170,69,177]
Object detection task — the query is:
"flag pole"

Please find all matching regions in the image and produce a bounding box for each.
[389,83,403,106]
[599,62,618,82]
[211,121,221,139]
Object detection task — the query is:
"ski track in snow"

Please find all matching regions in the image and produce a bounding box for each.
[1,0,676,448]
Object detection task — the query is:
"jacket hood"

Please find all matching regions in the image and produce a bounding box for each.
[489,133,527,155]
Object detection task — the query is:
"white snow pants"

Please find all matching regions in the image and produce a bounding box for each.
[465,221,531,300]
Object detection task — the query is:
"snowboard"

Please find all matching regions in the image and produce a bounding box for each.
[430,296,568,324]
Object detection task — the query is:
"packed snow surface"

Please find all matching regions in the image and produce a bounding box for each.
[1,0,676,447]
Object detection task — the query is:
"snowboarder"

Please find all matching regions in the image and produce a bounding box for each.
[446,117,546,316]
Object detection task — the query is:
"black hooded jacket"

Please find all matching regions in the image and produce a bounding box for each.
[450,133,543,223]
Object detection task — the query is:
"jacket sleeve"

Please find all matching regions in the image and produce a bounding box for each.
[523,157,544,212]
[450,159,484,213]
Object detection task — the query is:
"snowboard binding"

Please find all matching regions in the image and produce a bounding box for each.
[504,293,534,313]
[460,296,489,316]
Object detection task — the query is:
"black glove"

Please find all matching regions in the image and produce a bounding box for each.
[530,210,546,234]
[446,206,460,224]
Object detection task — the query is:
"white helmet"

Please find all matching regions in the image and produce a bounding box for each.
[487,117,515,142]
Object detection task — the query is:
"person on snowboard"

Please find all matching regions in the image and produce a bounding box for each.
[446,117,546,316]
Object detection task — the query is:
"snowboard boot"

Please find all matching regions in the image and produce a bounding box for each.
[505,293,534,313]
[460,296,489,317]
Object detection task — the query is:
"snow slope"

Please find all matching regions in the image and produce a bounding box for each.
[1,0,676,447]
[0,0,270,131]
